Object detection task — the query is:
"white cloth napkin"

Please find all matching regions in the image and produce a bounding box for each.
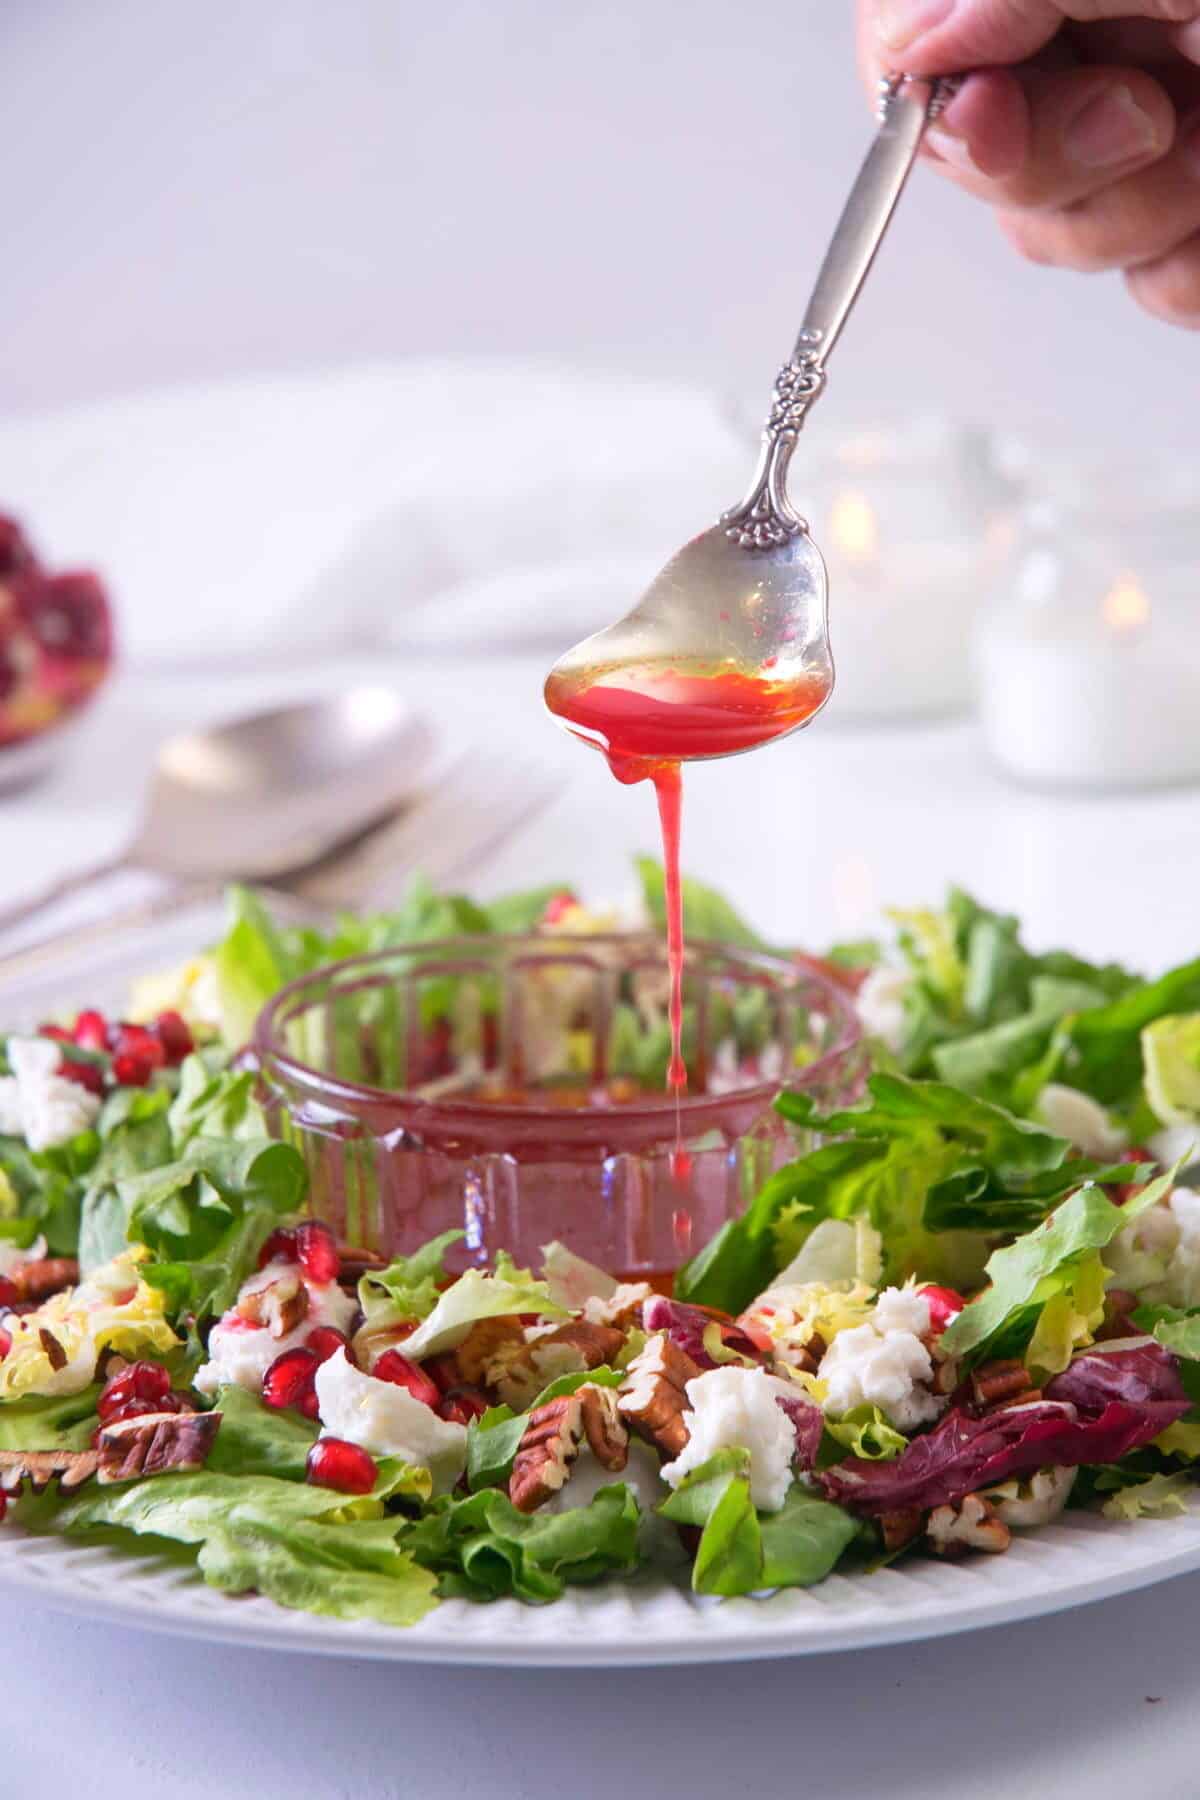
[0,358,748,665]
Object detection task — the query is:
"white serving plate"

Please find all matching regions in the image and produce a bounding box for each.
[4,898,1200,1665]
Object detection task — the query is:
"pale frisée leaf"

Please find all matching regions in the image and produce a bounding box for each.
[357,1229,465,1325]
[399,1255,565,1361]
[942,1161,1183,1359]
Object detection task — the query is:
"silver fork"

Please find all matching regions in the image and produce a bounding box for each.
[0,749,562,985]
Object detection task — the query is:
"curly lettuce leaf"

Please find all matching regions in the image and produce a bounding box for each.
[823,1406,907,1463]
[357,1230,464,1328]
[1100,1470,1193,1520]
[23,1468,438,1628]
[465,1367,624,1492]
[405,1482,640,1603]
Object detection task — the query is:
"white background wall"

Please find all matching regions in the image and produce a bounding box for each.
[2,0,1195,445]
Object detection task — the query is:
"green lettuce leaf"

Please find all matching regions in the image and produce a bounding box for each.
[23,1468,438,1628]
[405,1482,640,1603]
[204,1384,318,1480]
[823,1405,907,1462]
[399,1255,565,1362]
[942,1161,1180,1360]
[1060,959,1200,1106]
[0,1385,102,1452]
[635,857,769,952]
[357,1230,464,1327]
[1142,1014,1200,1128]
[658,1450,858,1596]
[167,1054,269,1150]
[1100,1470,1193,1520]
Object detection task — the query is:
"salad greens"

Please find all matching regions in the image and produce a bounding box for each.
[6,869,1200,1634]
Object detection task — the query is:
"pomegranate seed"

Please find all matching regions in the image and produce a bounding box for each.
[424,1352,462,1395]
[373,1350,440,1410]
[306,1326,353,1365]
[542,891,578,925]
[0,1277,17,1311]
[153,1009,194,1065]
[0,1326,11,1359]
[292,1220,340,1285]
[919,1285,966,1335]
[113,1024,166,1070]
[39,1023,72,1043]
[58,1058,105,1096]
[306,1437,377,1495]
[98,1359,172,1423]
[73,1008,109,1052]
[262,1346,320,1417]
[257,1226,298,1268]
[438,1387,489,1425]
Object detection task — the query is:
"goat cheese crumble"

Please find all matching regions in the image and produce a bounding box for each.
[1108,1186,1200,1310]
[661,1365,799,1512]
[314,1348,466,1492]
[0,1036,102,1151]
[855,965,912,1053]
[1035,1084,1127,1160]
[193,1259,358,1398]
[818,1285,942,1431]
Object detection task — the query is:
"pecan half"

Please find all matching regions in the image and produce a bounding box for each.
[509,1395,585,1513]
[0,1447,99,1492]
[454,1316,528,1388]
[37,1327,68,1372]
[579,1383,628,1472]
[96,1410,222,1485]
[238,1273,309,1339]
[9,1258,79,1304]
[880,1507,925,1553]
[582,1282,653,1331]
[927,1492,1012,1557]
[971,1359,1040,1412]
[492,1321,626,1409]
[618,1334,701,1458]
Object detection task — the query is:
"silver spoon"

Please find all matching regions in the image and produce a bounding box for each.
[0,687,436,937]
[546,75,958,756]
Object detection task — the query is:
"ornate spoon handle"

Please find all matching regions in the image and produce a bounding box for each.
[725,74,960,549]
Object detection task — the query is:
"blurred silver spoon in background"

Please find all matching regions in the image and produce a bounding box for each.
[0,687,437,939]
[545,75,959,758]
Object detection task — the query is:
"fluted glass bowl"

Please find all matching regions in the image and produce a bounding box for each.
[252,932,864,1280]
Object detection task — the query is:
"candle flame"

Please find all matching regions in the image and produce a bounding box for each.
[1102,575,1150,635]
[830,491,879,565]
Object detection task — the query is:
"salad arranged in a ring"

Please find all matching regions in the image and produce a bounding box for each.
[5,872,1200,1630]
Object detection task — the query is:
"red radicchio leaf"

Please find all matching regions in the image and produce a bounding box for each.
[820,1341,1190,1518]
[642,1296,763,1371]
[776,1393,825,1472]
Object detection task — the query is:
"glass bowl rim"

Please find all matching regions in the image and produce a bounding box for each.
[251,929,862,1130]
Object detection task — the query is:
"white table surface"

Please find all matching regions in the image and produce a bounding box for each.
[7,651,1200,1799]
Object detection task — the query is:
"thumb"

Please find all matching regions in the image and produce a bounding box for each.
[875,0,1200,72]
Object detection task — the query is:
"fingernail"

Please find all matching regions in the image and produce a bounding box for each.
[876,0,954,54]
[926,127,979,174]
[1066,86,1160,170]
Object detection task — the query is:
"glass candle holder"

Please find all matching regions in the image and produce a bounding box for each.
[252,932,864,1281]
[976,459,1200,791]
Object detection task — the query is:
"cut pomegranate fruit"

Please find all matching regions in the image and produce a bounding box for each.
[306,1326,353,1365]
[153,1010,194,1065]
[262,1346,321,1418]
[306,1436,378,1495]
[73,1009,109,1052]
[98,1359,172,1423]
[438,1387,489,1425]
[58,1058,105,1097]
[0,515,38,582]
[918,1286,966,1336]
[0,1326,10,1360]
[292,1220,340,1285]
[373,1349,440,1409]
[17,570,112,662]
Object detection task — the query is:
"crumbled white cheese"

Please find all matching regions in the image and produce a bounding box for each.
[0,1234,47,1279]
[855,965,912,1052]
[1,1036,102,1151]
[661,1366,798,1513]
[192,1261,357,1399]
[1036,1084,1127,1160]
[314,1348,466,1493]
[817,1285,941,1432]
[1108,1187,1200,1310]
[582,1282,652,1327]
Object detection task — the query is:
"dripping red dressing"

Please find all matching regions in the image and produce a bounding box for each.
[544,659,831,1166]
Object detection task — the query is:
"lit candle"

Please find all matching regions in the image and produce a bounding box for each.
[977,573,1200,791]
[817,487,980,722]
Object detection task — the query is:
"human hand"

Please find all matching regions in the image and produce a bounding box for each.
[856,1,1200,327]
